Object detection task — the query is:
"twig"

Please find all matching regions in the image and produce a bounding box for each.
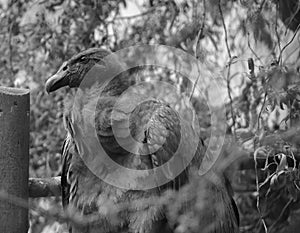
[282,41,300,62]
[226,64,236,138]
[194,0,206,58]
[218,0,231,59]
[284,1,300,35]
[247,33,263,65]
[268,198,293,232]
[190,0,206,101]
[256,0,267,15]
[254,150,269,233]
[168,0,180,32]
[0,189,30,210]
[275,2,282,59]
[0,189,101,226]
[257,92,267,131]
[218,0,236,137]
[0,189,67,223]
[29,177,61,198]
[278,23,300,64]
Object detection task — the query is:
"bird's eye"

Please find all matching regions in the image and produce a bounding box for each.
[62,65,68,71]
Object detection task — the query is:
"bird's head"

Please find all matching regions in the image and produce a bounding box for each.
[45,48,112,93]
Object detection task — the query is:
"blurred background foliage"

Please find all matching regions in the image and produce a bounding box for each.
[1,0,300,232]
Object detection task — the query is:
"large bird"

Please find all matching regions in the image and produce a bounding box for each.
[45,48,239,233]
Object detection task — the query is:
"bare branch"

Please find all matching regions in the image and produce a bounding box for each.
[254,150,269,233]
[168,0,180,32]
[247,32,263,65]
[256,0,267,15]
[190,0,206,101]
[194,0,206,58]
[218,0,236,137]
[278,23,300,64]
[218,0,231,59]
[257,92,267,131]
[275,1,282,55]
[268,198,293,232]
[284,1,300,35]
[29,177,61,198]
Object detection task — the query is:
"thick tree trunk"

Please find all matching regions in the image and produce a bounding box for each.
[0,87,30,233]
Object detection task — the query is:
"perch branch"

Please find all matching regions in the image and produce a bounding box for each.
[29,177,61,198]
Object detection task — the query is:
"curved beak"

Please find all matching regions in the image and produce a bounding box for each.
[45,70,70,93]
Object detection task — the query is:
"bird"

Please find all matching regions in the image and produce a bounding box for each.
[45,47,239,233]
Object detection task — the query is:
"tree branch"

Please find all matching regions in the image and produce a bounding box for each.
[29,177,61,198]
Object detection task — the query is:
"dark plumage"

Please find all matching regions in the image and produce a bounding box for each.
[46,48,239,233]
